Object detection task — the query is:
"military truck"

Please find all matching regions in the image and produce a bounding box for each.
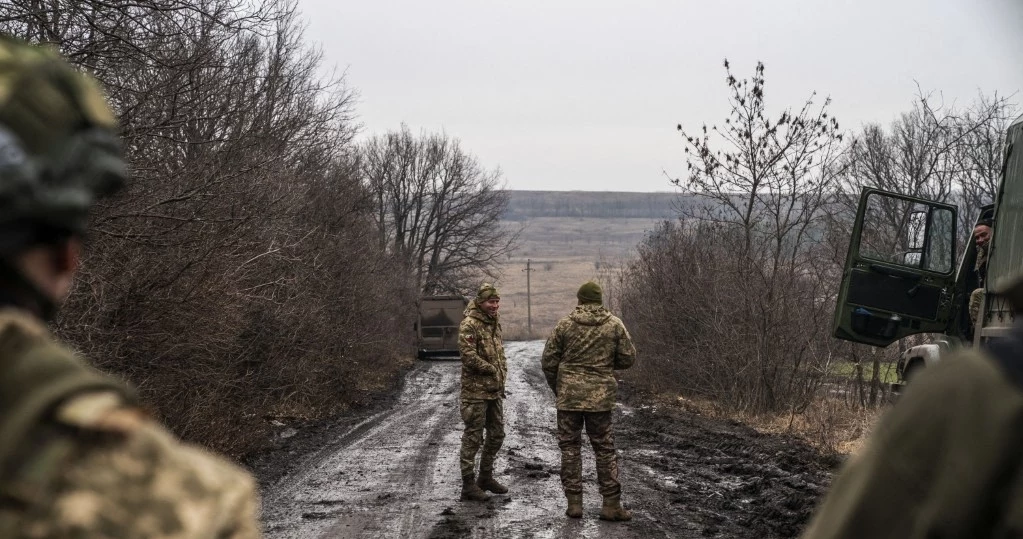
[415,295,468,360]
[833,114,1023,383]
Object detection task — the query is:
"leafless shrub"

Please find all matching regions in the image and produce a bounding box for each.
[1,0,416,455]
[622,60,845,415]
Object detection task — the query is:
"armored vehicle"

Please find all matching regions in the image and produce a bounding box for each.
[833,114,1023,383]
[416,295,468,360]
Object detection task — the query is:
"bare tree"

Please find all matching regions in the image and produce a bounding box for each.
[0,0,418,455]
[952,93,1016,227]
[360,125,518,294]
[622,60,846,414]
[843,91,1014,239]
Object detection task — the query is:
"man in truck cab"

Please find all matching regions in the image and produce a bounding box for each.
[969,218,993,331]
[803,273,1023,538]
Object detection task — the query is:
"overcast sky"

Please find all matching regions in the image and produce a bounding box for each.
[296,0,1023,192]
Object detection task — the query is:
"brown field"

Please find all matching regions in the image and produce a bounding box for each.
[494,216,667,339]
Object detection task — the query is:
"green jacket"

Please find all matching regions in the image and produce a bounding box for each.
[0,308,262,538]
[802,345,1023,538]
[0,308,130,483]
[458,300,506,400]
[541,304,636,412]
[0,308,128,535]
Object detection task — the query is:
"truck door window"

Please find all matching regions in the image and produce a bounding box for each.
[924,207,954,274]
[858,194,955,275]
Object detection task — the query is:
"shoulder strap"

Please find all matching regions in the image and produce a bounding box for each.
[0,323,132,518]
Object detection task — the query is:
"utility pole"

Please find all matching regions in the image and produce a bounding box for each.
[523,259,535,337]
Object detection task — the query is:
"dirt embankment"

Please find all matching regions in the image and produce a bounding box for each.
[615,399,839,538]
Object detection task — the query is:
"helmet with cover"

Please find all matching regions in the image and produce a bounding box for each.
[0,34,125,256]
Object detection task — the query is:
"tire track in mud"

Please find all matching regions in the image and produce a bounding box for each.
[261,341,836,538]
[262,362,460,537]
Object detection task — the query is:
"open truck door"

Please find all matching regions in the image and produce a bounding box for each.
[833,189,958,347]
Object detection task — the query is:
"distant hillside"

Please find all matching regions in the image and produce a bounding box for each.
[503,190,683,221]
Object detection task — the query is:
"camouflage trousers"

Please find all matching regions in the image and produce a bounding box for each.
[969,287,985,328]
[460,398,505,477]
[557,410,620,497]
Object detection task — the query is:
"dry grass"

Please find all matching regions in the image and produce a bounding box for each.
[495,217,664,339]
[664,393,883,456]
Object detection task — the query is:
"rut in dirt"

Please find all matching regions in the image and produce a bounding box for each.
[257,340,837,538]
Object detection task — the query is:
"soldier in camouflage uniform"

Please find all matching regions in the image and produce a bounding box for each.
[969,219,993,332]
[0,36,261,537]
[458,283,509,502]
[542,281,636,521]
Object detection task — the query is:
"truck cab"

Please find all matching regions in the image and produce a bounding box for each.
[415,295,468,360]
[833,114,1023,382]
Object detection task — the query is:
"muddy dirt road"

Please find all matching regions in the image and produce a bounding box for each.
[260,341,835,538]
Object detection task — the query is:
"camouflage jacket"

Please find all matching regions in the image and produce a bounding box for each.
[0,308,261,538]
[541,304,636,412]
[976,242,989,286]
[459,301,506,400]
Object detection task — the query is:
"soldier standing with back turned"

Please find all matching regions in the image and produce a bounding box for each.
[457,283,509,501]
[542,281,636,521]
[0,35,261,537]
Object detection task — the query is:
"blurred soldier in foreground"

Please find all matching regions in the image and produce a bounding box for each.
[542,281,636,521]
[0,36,261,537]
[457,283,508,501]
[802,275,1023,538]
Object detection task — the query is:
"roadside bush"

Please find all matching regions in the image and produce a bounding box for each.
[621,61,844,417]
[2,0,417,456]
[619,220,837,415]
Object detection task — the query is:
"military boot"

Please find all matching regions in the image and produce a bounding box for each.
[476,470,509,494]
[461,475,491,502]
[599,495,632,521]
[565,493,583,518]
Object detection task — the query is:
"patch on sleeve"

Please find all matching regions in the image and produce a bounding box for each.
[55,391,145,433]
[466,334,475,345]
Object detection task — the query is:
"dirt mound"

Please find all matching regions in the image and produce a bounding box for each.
[621,404,839,538]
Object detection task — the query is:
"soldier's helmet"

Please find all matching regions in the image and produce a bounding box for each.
[0,35,125,256]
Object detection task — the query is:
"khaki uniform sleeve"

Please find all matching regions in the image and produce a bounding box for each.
[802,354,1023,539]
[612,319,636,371]
[19,392,262,539]
[459,319,497,376]
[541,324,564,395]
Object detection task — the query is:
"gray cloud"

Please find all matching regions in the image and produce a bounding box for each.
[298,0,1023,191]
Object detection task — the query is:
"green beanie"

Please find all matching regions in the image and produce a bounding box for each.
[476,283,500,302]
[577,281,602,305]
